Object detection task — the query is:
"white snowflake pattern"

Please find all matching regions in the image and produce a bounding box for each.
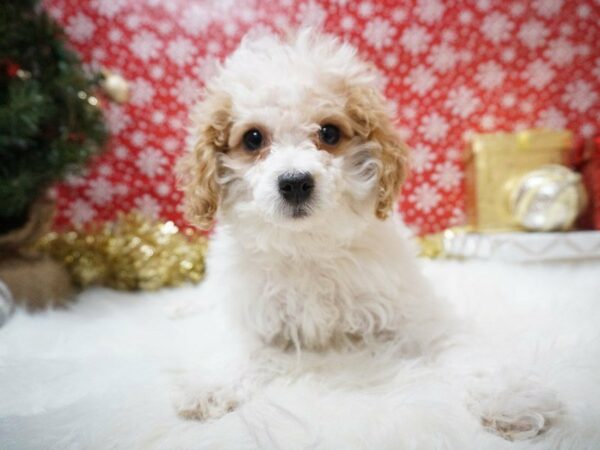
[593,58,600,80]
[544,38,575,66]
[156,182,171,197]
[581,123,597,138]
[92,0,127,18]
[475,61,506,89]
[136,148,168,177]
[105,104,131,134]
[65,13,95,42]
[297,1,326,26]
[130,78,155,106]
[481,13,514,44]
[405,65,437,95]
[173,77,201,104]
[427,43,459,73]
[358,2,374,18]
[562,80,598,113]
[400,25,431,55]
[409,183,441,213]
[532,0,564,17]
[363,18,394,50]
[445,86,481,118]
[411,144,435,173]
[419,113,449,142]
[181,4,212,34]
[134,194,161,219]
[86,178,115,206]
[68,199,96,227]
[522,59,555,89]
[536,107,567,129]
[166,38,195,66]
[518,20,549,49]
[130,31,162,61]
[415,0,445,24]
[432,161,462,190]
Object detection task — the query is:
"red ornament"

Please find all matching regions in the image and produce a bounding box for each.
[6,61,21,78]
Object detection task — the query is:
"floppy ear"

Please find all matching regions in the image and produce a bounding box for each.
[177,91,231,230]
[346,86,409,220]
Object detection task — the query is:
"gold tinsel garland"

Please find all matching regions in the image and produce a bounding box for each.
[36,214,207,291]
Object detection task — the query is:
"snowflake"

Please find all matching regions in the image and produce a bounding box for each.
[130,31,162,61]
[409,183,441,213]
[363,18,395,50]
[432,161,462,190]
[405,65,437,95]
[536,107,567,129]
[400,25,431,55]
[130,131,147,147]
[181,4,212,34]
[501,94,517,107]
[562,80,598,113]
[130,78,155,106]
[523,59,555,89]
[411,144,435,173]
[544,38,575,66]
[391,8,406,22]
[475,61,506,89]
[105,104,131,134]
[532,0,564,17]
[173,77,201,104]
[427,43,459,73]
[156,182,171,197]
[298,1,326,26]
[480,115,496,130]
[475,0,492,11]
[92,0,128,17]
[419,113,449,142]
[65,13,95,42]
[459,11,473,24]
[134,194,161,219]
[164,137,181,153]
[86,178,114,206]
[518,20,549,49]
[341,16,355,30]
[152,111,166,125]
[358,2,374,17]
[577,4,592,18]
[509,3,526,16]
[581,123,597,138]
[136,148,167,177]
[167,37,195,66]
[415,0,445,23]
[68,199,96,227]
[445,87,480,118]
[481,13,514,44]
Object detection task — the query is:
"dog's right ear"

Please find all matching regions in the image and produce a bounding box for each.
[177,90,231,230]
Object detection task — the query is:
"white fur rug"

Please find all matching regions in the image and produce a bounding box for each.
[1,258,599,450]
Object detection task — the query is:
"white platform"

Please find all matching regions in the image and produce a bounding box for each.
[1,258,599,449]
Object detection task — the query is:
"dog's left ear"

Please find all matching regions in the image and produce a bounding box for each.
[346,85,409,220]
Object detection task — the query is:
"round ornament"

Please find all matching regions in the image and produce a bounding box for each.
[100,70,130,103]
[509,164,587,231]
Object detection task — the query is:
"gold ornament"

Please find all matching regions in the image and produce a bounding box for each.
[509,164,587,231]
[465,129,573,231]
[100,70,130,104]
[37,214,207,291]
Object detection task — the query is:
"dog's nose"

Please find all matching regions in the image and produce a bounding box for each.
[278,172,314,205]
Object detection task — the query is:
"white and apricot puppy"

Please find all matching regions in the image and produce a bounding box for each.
[176,30,559,441]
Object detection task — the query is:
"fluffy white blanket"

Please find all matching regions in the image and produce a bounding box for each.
[1,259,599,449]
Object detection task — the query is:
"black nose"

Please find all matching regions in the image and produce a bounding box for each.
[278,172,314,205]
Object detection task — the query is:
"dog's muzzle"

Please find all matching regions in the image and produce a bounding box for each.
[278,171,314,216]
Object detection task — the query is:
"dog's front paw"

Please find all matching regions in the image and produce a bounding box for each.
[173,384,242,421]
[468,375,563,441]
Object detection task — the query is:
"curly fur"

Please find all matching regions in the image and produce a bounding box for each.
[175,29,563,441]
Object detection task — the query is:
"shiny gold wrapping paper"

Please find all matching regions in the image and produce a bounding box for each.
[37,214,207,291]
[465,129,573,231]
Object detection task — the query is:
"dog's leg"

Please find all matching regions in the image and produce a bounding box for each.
[467,372,564,441]
[171,347,286,421]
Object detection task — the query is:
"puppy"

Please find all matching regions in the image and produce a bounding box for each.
[176,30,560,441]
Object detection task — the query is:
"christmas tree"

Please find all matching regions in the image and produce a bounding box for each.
[0,0,107,234]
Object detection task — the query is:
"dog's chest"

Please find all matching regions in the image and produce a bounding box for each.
[241,253,403,350]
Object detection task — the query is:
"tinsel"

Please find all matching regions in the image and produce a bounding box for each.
[37,214,207,291]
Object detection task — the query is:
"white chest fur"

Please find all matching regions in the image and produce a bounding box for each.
[205,220,444,352]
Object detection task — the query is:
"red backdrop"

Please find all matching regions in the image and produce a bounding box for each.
[45,0,600,235]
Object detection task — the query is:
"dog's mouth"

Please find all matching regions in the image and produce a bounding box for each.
[291,206,309,218]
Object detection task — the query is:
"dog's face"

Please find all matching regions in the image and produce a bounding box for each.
[179,30,407,236]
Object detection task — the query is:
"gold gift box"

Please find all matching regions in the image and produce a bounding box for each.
[465,129,573,232]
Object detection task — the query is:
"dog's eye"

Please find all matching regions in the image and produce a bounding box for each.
[242,129,263,151]
[319,124,341,146]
